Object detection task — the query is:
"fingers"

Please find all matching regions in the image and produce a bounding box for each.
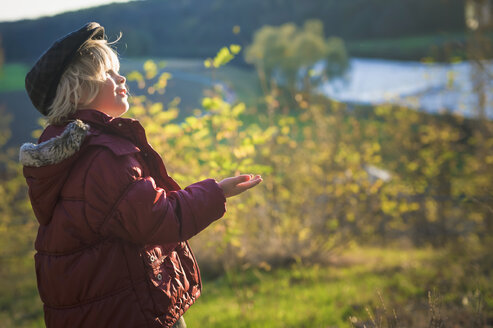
[236,175,262,190]
[234,174,254,183]
[219,174,263,198]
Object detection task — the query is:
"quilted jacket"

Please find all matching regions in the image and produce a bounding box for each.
[20,109,226,327]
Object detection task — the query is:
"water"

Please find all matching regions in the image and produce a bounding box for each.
[321,58,493,119]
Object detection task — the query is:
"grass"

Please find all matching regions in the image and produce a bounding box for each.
[346,31,492,61]
[184,246,492,328]
[0,63,29,93]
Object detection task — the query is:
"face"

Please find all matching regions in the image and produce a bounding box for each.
[83,70,129,117]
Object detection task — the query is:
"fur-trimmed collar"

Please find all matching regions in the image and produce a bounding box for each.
[19,120,90,167]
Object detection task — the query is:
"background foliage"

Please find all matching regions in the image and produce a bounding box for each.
[245,19,349,94]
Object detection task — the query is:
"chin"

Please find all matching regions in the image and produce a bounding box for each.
[122,104,130,114]
[115,104,130,117]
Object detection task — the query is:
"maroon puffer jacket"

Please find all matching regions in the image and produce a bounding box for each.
[20,109,226,328]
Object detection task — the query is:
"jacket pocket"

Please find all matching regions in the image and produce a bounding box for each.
[146,248,190,316]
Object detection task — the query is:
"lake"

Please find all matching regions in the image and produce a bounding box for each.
[321,58,493,119]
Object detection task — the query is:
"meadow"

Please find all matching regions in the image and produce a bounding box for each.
[346,32,474,61]
[0,63,28,92]
[186,245,492,328]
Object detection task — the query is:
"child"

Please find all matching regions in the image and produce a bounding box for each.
[19,22,262,328]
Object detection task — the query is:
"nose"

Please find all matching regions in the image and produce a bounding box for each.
[117,73,126,84]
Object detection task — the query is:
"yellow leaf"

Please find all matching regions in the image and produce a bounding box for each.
[230,44,242,55]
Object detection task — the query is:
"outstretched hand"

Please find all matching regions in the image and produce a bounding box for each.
[218,174,263,198]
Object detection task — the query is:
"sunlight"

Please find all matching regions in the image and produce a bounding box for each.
[0,0,135,22]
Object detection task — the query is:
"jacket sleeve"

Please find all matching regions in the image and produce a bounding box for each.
[83,149,226,245]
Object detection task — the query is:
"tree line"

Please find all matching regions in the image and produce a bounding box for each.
[0,0,465,63]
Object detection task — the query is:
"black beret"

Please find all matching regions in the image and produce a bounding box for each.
[25,22,105,115]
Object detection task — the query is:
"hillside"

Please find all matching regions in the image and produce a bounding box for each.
[0,0,465,63]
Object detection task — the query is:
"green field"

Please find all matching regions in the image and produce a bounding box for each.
[0,63,29,93]
[346,32,492,61]
[185,246,492,328]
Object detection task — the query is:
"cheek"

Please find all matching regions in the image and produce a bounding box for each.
[97,82,116,103]
[103,80,115,93]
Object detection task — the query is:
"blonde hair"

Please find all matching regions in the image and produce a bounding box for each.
[47,37,121,125]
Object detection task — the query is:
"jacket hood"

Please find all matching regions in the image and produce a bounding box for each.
[20,120,90,225]
[20,120,89,167]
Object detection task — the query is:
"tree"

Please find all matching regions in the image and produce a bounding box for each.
[465,0,492,31]
[465,0,493,234]
[244,20,348,95]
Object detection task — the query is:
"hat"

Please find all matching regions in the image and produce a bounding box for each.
[25,22,105,115]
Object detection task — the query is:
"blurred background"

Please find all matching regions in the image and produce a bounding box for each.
[0,0,492,327]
